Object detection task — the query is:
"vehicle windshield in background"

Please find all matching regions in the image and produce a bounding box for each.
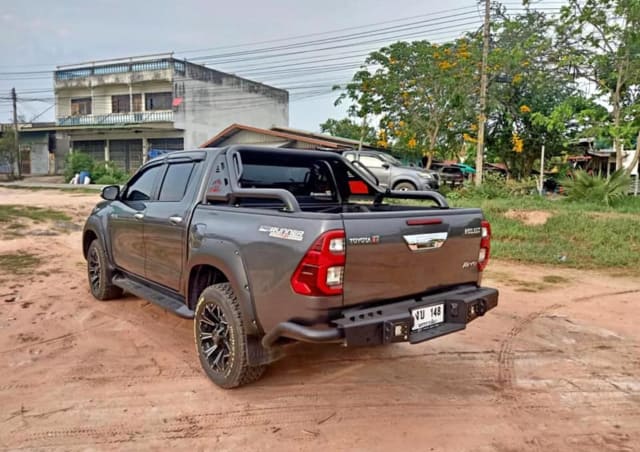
[378,154,403,166]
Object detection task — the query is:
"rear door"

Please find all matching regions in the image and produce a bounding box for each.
[143,160,201,290]
[341,209,483,306]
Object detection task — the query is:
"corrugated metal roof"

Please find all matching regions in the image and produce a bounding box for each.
[200,123,352,149]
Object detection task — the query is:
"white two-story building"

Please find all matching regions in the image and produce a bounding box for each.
[54,53,289,172]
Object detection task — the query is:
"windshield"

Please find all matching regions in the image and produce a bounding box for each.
[378,153,403,166]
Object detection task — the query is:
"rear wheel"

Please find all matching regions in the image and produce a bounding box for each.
[394,181,417,191]
[194,283,266,388]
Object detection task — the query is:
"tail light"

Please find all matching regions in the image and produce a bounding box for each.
[291,230,345,296]
[477,220,491,272]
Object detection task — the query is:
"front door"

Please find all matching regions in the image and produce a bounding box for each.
[359,154,392,187]
[19,146,31,175]
[109,164,164,277]
[143,161,200,290]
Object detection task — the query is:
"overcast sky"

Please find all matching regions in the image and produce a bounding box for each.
[0,0,550,132]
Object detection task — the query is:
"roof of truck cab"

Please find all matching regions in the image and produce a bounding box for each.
[221,145,345,160]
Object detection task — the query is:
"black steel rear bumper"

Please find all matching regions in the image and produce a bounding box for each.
[262,285,498,348]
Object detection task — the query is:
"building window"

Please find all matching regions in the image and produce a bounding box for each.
[145,92,172,111]
[112,94,142,113]
[72,140,105,162]
[71,98,92,116]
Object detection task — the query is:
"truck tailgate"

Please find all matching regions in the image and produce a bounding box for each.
[341,209,483,306]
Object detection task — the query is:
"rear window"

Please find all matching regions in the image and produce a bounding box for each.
[159,162,195,201]
[242,165,310,185]
[240,163,336,200]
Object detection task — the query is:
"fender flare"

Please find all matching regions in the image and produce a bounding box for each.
[83,216,115,266]
[185,245,261,336]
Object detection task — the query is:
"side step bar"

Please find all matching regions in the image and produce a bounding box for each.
[112,275,194,319]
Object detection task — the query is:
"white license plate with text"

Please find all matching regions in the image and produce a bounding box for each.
[411,304,444,331]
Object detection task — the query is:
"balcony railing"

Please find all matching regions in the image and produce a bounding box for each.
[55,57,186,81]
[57,111,174,126]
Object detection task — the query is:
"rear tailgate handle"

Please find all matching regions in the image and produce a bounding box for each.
[169,216,183,225]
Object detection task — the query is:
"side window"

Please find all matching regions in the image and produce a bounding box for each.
[359,155,384,168]
[158,163,196,202]
[124,165,163,201]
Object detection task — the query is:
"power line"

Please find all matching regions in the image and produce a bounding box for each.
[177,5,480,56]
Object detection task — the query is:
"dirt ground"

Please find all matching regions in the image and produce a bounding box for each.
[1,187,639,451]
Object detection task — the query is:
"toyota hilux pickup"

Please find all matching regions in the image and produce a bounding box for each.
[83,145,498,388]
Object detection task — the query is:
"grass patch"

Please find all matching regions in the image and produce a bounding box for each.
[0,253,41,275]
[0,185,101,194]
[0,205,70,223]
[515,282,549,292]
[542,275,569,284]
[461,197,640,274]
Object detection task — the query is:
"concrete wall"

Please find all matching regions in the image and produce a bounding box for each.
[174,64,289,149]
[623,150,638,176]
[217,130,289,146]
[20,131,50,175]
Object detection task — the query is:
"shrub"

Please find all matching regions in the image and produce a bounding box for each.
[445,173,536,201]
[563,169,631,206]
[92,162,129,185]
[64,152,94,182]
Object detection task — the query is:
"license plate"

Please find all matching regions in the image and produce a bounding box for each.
[411,304,444,331]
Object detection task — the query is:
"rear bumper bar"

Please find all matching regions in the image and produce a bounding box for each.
[262,285,498,348]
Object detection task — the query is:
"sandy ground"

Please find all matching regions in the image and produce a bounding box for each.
[0,187,639,451]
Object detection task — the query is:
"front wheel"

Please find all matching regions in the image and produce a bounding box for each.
[394,181,417,191]
[194,283,266,388]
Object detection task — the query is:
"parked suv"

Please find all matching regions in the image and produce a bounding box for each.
[431,163,465,187]
[342,150,439,191]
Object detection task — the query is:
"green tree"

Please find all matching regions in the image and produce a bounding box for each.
[0,129,17,178]
[319,118,377,143]
[336,38,477,167]
[555,0,640,169]
[484,10,579,178]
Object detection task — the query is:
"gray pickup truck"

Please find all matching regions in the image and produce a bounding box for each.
[342,150,440,191]
[83,146,498,388]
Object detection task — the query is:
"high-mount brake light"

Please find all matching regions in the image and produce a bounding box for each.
[291,230,346,296]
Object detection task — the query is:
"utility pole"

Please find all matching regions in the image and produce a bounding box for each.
[475,0,491,186]
[11,88,21,179]
[538,144,545,195]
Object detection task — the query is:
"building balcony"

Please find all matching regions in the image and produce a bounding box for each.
[57,111,174,127]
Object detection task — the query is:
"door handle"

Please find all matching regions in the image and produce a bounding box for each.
[169,216,183,225]
[134,212,144,220]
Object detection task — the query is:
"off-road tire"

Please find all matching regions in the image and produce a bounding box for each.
[194,283,266,388]
[87,239,123,300]
[394,181,417,191]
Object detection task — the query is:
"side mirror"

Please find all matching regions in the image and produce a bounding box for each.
[381,163,390,169]
[101,185,120,201]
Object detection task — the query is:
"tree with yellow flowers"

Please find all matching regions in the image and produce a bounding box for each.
[337,38,477,168]
[482,9,579,179]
